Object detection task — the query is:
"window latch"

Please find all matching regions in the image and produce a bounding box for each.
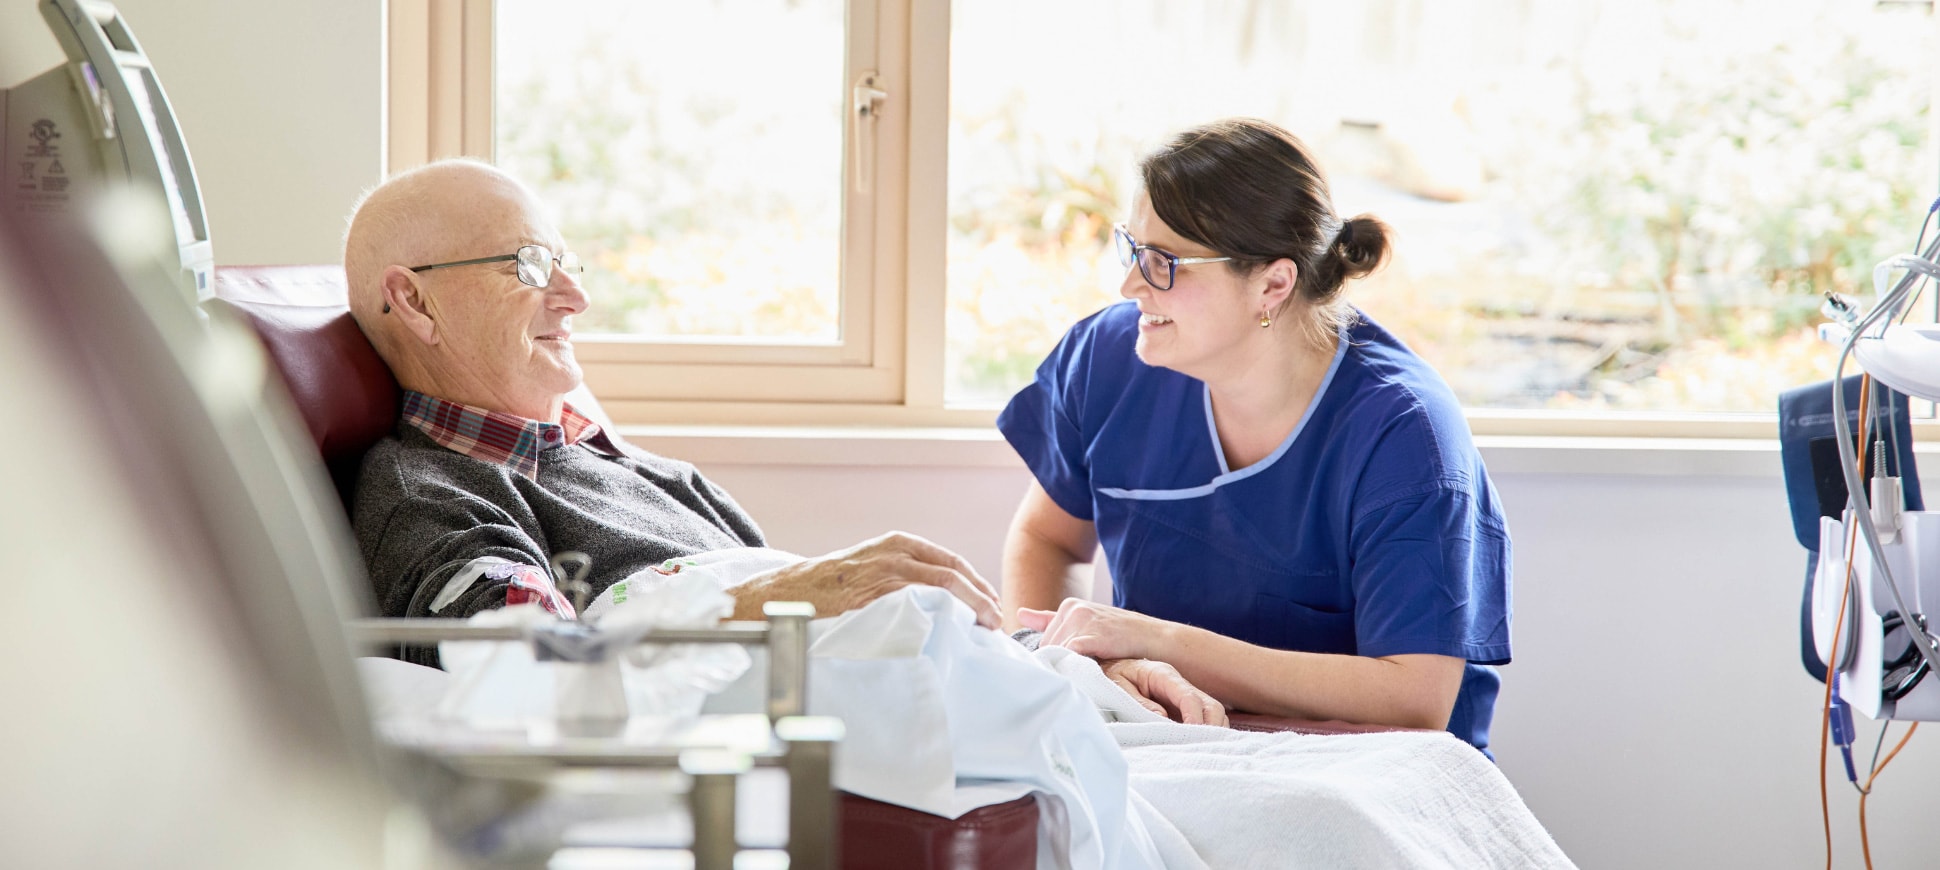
[852,71,886,194]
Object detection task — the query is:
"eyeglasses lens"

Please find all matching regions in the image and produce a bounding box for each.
[1137,248,1175,291]
[1114,227,1174,291]
[515,245,551,288]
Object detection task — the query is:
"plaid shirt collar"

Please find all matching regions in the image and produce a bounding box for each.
[400,390,619,481]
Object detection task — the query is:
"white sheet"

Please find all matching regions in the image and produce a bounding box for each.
[1116,726,1573,869]
[1039,645,1575,869]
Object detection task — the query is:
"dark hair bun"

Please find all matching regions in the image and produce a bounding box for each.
[1334,214,1390,283]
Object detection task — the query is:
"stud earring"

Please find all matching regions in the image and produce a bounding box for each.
[382,302,392,314]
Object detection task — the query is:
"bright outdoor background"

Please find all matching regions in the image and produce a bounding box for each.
[498,0,1937,411]
[496,0,845,342]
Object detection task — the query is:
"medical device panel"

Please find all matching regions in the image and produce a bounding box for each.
[3,0,212,305]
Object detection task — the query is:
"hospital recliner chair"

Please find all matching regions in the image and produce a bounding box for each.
[206,264,1040,870]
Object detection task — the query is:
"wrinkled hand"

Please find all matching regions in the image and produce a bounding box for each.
[1016,598,1168,662]
[731,532,1001,628]
[1100,658,1228,727]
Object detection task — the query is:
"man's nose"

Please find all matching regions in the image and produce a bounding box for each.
[548,269,590,314]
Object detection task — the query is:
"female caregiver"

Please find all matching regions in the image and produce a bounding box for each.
[998,118,1511,753]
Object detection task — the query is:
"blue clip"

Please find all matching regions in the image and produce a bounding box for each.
[1829,674,1859,783]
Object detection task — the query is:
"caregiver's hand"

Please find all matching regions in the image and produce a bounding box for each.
[729,531,1002,628]
[1016,598,1171,661]
[1101,658,1228,727]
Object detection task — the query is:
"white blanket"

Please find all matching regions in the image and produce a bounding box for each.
[1040,646,1575,868]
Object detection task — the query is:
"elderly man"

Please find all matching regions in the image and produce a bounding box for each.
[341,160,1222,724]
[344,159,999,632]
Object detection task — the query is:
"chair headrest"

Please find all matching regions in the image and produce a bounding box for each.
[208,265,399,464]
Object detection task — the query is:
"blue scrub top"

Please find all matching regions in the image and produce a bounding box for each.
[998,302,1512,752]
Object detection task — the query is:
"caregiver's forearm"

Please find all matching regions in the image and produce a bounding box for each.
[1152,624,1465,731]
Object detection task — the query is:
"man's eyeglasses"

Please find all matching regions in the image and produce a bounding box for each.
[1114,224,1232,291]
[410,244,583,289]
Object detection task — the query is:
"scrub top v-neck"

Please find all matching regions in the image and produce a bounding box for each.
[998,301,1511,752]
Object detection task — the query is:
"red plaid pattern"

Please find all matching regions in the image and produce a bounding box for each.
[400,391,616,481]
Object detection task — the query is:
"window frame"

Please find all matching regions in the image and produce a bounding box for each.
[387,0,920,410]
[387,0,1940,441]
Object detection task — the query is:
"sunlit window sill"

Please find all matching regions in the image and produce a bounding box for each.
[615,424,1937,478]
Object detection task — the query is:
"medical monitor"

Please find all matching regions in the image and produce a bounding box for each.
[2,0,213,305]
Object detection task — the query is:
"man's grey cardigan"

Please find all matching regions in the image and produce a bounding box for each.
[354,425,764,664]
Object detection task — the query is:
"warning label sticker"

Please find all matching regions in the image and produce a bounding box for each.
[12,120,72,212]
[25,119,60,158]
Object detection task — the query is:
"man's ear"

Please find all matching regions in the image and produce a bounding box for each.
[1258,258,1298,313]
[380,265,440,346]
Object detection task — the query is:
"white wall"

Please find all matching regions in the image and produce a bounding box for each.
[1,0,383,265]
[688,454,1940,869]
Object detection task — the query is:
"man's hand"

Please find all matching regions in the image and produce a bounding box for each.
[1100,658,1228,727]
[729,532,1002,628]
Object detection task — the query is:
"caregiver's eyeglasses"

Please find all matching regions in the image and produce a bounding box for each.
[410,244,583,289]
[1113,224,1232,291]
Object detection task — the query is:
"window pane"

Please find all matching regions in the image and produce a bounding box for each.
[946,0,1935,411]
[497,0,843,340]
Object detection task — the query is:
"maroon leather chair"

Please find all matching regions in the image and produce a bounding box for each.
[206,265,400,512]
[208,265,1040,869]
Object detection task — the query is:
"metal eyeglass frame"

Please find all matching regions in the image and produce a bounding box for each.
[1113,223,1233,291]
[409,243,583,289]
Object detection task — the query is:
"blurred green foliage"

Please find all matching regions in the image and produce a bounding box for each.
[499,0,1935,413]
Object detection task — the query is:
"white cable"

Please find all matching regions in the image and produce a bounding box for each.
[1831,243,1940,689]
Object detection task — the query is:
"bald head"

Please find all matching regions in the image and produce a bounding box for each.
[340,160,590,422]
[344,160,528,326]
